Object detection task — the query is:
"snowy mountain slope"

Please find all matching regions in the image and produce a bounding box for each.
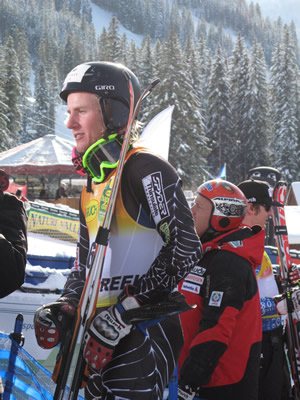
[55,2,145,142]
[248,0,300,37]
[90,2,144,43]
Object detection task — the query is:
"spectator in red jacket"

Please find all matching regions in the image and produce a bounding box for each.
[178,179,264,400]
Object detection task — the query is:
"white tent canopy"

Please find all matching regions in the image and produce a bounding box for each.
[0,134,75,175]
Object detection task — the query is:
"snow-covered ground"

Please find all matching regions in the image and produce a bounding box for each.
[27,231,76,258]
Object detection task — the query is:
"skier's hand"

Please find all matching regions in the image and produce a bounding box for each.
[288,264,300,286]
[179,355,204,391]
[83,286,140,369]
[274,288,300,315]
[178,386,195,399]
[34,297,76,349]
[179,340,225,390]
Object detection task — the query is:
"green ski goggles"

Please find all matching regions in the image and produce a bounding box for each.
[82,134,125,183]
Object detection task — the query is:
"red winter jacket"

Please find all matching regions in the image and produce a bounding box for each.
[178,226,264,398]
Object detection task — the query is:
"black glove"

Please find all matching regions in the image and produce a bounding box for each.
[0,193,27,298]
[180,342,226,390]
[179,354,205,391]
[34,297,76,349]
[0,192,27,242]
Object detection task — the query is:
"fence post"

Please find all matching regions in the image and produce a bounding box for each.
[3,314,24,400]
[168,365,178,399]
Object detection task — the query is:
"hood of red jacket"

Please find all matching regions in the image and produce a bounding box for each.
[202,225,265,271]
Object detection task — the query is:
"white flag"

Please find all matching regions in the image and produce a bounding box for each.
[137,105,174,161]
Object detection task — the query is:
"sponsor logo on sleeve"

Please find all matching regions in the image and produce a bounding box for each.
[182,281,200,294]
[191,266,206,276]
[142,172,170,224]
[209,291,224,307]
[185,274,204,285]
[181,265,206,293]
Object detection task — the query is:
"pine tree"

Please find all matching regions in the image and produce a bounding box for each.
[126,40,139,76]
[119,33,128,66]
[152,30,207,188]
[207,45,234,181]
[247,40,270,168]
[270,28,299,181]
[138,36,154,121]
[0,46,10,151]
[82,0,93,23]
[106,17,122,62]
[153,0,168,40]
[37,34,59,135]
[3,35,22,148]
[139,36,153,90]
[196,34,211,112]
[181,8,195,45]
[229,33,252,183]
[15,29,32,144]
[33,63,51,139]
[97,28,109,60]
[169,2,181,41]
[61,32,77,81]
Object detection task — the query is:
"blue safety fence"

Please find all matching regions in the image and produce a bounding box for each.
[0,314,84,400]
[0,314,181,400]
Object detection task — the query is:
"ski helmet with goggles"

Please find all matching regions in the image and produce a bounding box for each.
[60,61,141,133]
[197,179,247,232]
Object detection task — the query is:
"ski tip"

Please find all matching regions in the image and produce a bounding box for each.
[151,78,160,87]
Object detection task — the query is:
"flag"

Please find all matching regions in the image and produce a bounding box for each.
[217,164,226,180]
[137,105,174,161]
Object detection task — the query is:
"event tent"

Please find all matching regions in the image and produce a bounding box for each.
[0,134,76,175]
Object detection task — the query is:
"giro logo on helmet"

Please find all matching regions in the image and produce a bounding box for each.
[95,85,115,91]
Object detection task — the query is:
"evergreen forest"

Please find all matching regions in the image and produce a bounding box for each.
[0,0,300,188]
